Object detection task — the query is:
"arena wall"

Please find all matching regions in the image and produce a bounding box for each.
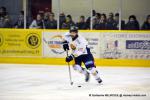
[0,29,150,67]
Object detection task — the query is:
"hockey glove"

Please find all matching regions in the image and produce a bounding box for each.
[62,41,69,51]
[66,55,74,62]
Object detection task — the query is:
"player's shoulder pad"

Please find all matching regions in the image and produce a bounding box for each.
[64,32,70,37]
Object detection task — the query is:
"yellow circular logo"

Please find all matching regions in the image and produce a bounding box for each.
[26,33,41,49]
[0,33,4,47]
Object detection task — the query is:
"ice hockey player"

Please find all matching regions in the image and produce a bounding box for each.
[62,26,102,84]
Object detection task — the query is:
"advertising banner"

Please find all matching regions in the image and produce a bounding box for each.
[43,31,66,58]
[0,29,42,57]
[43,31,100,58]
[100,32,150,59]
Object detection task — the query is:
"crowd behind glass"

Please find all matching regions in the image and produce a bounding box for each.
[0,7,150,30]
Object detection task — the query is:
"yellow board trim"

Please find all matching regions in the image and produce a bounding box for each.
[0,57,150,67]
[1,28,150,33]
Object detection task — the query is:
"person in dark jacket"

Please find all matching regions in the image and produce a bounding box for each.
[93,13,101,28]
[59,13,66,29]
[114,13,125,30]
[62,15,75,29]
[86,10,96,29]
[106,13,116,30]
[93,13,107,30]
[0,6,12,28]
[141,15,150,30]
[43,12,50,29]
[76,16,87,29]
[125,15,140,30]
[14,11,24,28]
[43,12,57,29]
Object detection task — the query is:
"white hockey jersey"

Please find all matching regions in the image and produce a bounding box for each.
[63,32,89,57]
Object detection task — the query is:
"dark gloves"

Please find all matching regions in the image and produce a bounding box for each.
[62,41,69,51]
[66,55,74,62]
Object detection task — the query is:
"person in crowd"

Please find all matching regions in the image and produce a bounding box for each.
[125,15,140,30]
[93,13,107,30]
[14,11,24,28]
[114,13,125,30]
[43,12,57,29]
[86,10,96,29]
[43,11,50,29]
[0,6,12,28]
[106,12,116,30]
[141,15,150,30]
[29,13,44,29]
[93,13,101,28]
[76,15,87,29]
[0,15,12,28]
[48,12,57,29]
[61,14,75,29]
[0,6,7,18]
[59,13,66,29]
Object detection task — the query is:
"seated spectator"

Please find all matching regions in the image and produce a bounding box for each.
[76,16,87,29]
[59,13,66,29]
[61,15,75,29]
[44,12,57,29]
[93,13,101,28]
[14,11,24,28]
[86,17,90,29]
[43,11,50,28]
[141,15,150,30]
[0,6,7,18]
[92,10,96,19]
[114,13,125,30]
[125,15,140,30]
[0,15,12,28]
[0,6,12,28]
[86,10,96,29]
[106,13,116,30]
[93,13,107,30]
[29,13,44,29]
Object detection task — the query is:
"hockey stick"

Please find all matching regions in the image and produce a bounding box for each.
[66,49,73,85]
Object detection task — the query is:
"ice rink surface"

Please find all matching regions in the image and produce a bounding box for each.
[0,64,150,100]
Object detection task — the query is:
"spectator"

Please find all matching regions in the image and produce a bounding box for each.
[106,13,116,30]
[141,15,150,30]
[0,15,11,28]
[61,15,75,29]
[48,12,57,29]
[0,6,12,28]
[114,13,125,30]
[125,15,140,30]
[29,13,44,29]
[43,11,50,29]
[59,13,66,29]
[14,11,24,28]
[0,6,7,18]
[43,12,57,29]
[92,10,96,19]
[86,10,96,29]
[76,16,87,29]
[86,17,90,29]
[93,13,101,27]
[93,13,107,30]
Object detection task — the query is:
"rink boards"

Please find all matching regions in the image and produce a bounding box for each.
[0,29,150,67]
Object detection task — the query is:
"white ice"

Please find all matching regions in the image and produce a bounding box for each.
[0,64,150,100]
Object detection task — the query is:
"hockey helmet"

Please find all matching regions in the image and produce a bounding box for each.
[69,26,78,33]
